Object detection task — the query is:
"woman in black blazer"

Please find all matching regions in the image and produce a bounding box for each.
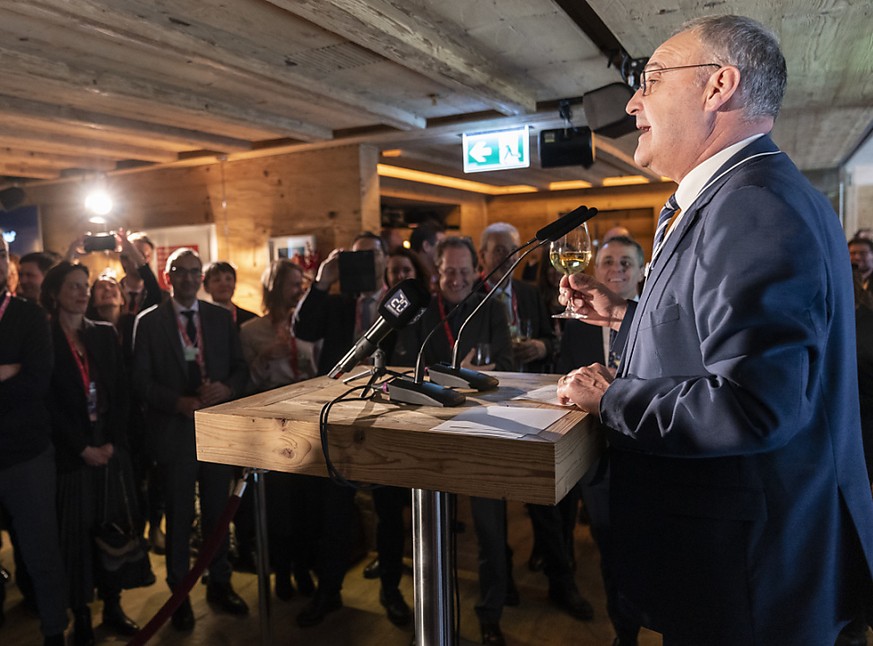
[41,262,144,645]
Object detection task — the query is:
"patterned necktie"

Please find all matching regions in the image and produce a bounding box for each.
[182,310,198,346]
[651,193,680,265]
[181,310,201,392]
[607,328,620,370]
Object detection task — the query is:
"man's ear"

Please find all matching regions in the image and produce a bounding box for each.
[704,65,742,111]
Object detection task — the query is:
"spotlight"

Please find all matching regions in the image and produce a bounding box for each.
[84,189,113,216]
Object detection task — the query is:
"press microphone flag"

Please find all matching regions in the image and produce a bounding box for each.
[328,279,431,379]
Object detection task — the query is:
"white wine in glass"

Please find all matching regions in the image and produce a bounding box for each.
[549,222,592,319]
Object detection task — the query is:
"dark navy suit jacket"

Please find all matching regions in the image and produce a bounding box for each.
[132,300,247,464]
[601,136,873,643]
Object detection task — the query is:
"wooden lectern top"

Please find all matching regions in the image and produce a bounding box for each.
[195,371,602,505]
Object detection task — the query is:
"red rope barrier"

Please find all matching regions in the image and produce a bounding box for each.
[127,476,247,645]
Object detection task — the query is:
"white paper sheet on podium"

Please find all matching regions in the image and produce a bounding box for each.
[431,406,568,439]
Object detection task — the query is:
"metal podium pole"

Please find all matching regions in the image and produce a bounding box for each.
[251,469,273,646]
[412,488,454,645]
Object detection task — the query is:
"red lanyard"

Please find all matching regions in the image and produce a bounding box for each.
[230,305,237,326]
[0,292,11,324]
[176,310,206,380]
[436,294,455,347]
[64,329,90,395]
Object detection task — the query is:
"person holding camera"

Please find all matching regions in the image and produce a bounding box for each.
[290,231,386,627]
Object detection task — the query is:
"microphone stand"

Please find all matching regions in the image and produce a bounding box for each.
[342,348,408,399]
[388,206,596,405]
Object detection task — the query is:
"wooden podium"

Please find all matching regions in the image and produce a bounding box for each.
[195,371,602,645]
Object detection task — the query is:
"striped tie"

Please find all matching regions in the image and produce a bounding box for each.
[651,194,679,265]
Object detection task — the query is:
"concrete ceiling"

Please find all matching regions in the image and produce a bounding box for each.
[0,0,868,192]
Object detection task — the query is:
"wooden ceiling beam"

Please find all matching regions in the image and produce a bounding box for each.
[268,0,537,116]
[0,146,117,171]
[0,126,177,163]
[9,0,424,131]
[0,162,59,180]
[0,95,252,153]
[0,43,333,142]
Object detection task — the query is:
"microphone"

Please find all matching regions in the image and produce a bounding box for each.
[328,279,430,379]
[389,205,598,405]
[430,206,598,390]
[535,204,597,242]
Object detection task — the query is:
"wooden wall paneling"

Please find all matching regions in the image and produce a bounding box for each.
[24,144,382,313]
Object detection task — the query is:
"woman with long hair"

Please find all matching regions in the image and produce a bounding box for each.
[239,259,317,600]
[41,262,146,645]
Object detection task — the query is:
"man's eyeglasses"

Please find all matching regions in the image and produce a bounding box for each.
[639,63,720,96]
[169,266,202,278]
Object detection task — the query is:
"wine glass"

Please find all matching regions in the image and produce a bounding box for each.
[549,222,592,319]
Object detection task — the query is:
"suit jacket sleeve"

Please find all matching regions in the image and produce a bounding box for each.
[133,306,181,414]
[138,264,164,311]
[218,309,248,398]
[601,185,834,457]
[293,286,329,342]
[0,301,52,413]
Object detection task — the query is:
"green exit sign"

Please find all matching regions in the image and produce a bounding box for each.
[462,126,530,173]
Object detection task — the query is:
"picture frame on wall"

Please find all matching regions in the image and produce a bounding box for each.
[268,234,319,276]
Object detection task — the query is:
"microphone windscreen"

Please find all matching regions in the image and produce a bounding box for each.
[378,279,431,328]
[535,205,598,242]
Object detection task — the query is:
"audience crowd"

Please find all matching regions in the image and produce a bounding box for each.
[0,221,869,646]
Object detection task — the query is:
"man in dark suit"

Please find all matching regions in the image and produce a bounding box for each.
[478,222,555,372]
[849,237,873,295]
[293,231,394,627]
[393,236,513,645]
[133,248,249,631]
[478,223,596,625]
[557,15,873,645]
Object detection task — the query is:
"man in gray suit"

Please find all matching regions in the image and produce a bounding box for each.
[133,248,249,631]
[557,15,873,645]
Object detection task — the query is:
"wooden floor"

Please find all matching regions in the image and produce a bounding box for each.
[1,494,666,645]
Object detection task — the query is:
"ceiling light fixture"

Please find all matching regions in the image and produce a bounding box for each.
[377,164,537,196]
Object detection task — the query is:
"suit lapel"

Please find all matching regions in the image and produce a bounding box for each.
[621,136,782,373]
[159,301,187,376]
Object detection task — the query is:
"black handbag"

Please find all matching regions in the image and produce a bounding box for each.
[93,462,156,590]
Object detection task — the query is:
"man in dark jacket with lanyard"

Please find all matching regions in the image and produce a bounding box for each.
[133,247,249,631]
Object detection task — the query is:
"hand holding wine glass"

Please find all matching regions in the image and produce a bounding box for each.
[549,222,592,319]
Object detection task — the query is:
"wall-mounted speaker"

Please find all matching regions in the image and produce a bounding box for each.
[0,187,26,210]
[538,127,594,169]
[583,82,637,139]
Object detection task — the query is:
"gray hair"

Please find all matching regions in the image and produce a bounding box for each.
[681,15,786,121]
[480,222,521,250]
